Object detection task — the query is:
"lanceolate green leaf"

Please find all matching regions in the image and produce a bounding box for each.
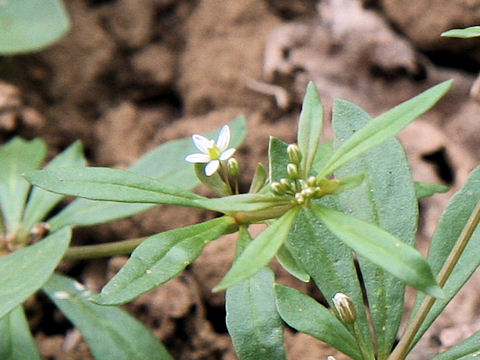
[275,285,362,360]
[43,273,173,360]
[0,138,47,235]
[22,141,86,232]
[194,163,231,196]
[249,163,267,194]
[0,306,40,360]
[414,181,449,200]
[312,205,442,298]
[276,243,310,283]
[287,206,374,358]
[411,166,480,345]
[195,193,291,213]
[95,217,236,305]
[26,167,207,208]
[226,227,286,360]
[312,140,333,174]
[0,0,70,55]
[214,208,299,291]
[269,137,289,182]
[297,82,324,178]
[433,331,480,359]
[442,26,480,38]
[46,118,247,231]
[0,227,71,319]
[333,99,418,359]
[317,80,452,178]
[49,200,154,232]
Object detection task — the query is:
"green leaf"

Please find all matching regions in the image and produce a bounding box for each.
[411,166,480,345]
[268,137,289,182]
[26,167,207,208]
[195,193,291,213]
[0,138,47,235]
[275,284,362,360]
[433,331,480,359]
[194,163,231,196]
[0,306,40,360]
[414,181,449,200]
[333,99,418,359]
[49,200,154,231]
[287,206,374,358]
[442,26,480,38]
[21,141,86,232]
[226,269,287,360]
[0,0,70,55]
[332,173,365,194]
[276,243,310,282]
[312,205,442,298]
[227,229,286,360]
[214,208,299,291]
[94,217,236,305]
[249,163,267,194]
[297,82,324,178]
[312,140,333,174]
[317,80,453,178]
[46,117,247,230]
[43,273,173,360]
[0,227,71,319]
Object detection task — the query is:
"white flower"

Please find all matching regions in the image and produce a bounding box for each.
[185,125,236,176]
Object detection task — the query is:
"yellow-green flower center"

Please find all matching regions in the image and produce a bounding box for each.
[208,144,222,159]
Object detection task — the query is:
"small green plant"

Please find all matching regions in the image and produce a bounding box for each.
[0,0,70,55]
[3,78,480,359]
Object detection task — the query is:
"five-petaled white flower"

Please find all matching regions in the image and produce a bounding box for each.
[185,125,236,176]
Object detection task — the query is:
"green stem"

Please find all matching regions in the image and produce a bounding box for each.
[63,237,146,260]
[221,162,233,195]
[388,198,480,360]
[349,322,375,360]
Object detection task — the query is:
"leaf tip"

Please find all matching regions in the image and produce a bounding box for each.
[212,284,225,293]
[425,284,445,300]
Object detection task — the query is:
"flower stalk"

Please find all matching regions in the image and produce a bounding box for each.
[388,197,480,360]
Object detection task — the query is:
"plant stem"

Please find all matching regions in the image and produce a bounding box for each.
[63,237,147,260]
[388,198,480,360]
[349,322,375,360]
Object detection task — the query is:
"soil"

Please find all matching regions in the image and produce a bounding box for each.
[1,0,480,359]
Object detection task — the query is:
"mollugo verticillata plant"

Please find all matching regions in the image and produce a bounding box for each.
[5,78,480,359]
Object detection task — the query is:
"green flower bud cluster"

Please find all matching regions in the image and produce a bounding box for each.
[271,144,340,205]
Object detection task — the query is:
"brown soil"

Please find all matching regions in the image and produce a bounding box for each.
[2,0,480,359]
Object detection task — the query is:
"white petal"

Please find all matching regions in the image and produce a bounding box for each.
[192,134,213,154]
[185,153,211,163]
[216,125,231,151]
[205,160,220,176]
[219,148,236,160]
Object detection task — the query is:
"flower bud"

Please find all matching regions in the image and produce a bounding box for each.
[30,222,51,241]
[280,178,291,189]
[294,192,305,204]
[287,163,299,179]
[287,144,302,165]
[307,176,317,187]
[227,158,240,178]
[332,293,357,324]
[301,187,315,198]
[271,182,284,194]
